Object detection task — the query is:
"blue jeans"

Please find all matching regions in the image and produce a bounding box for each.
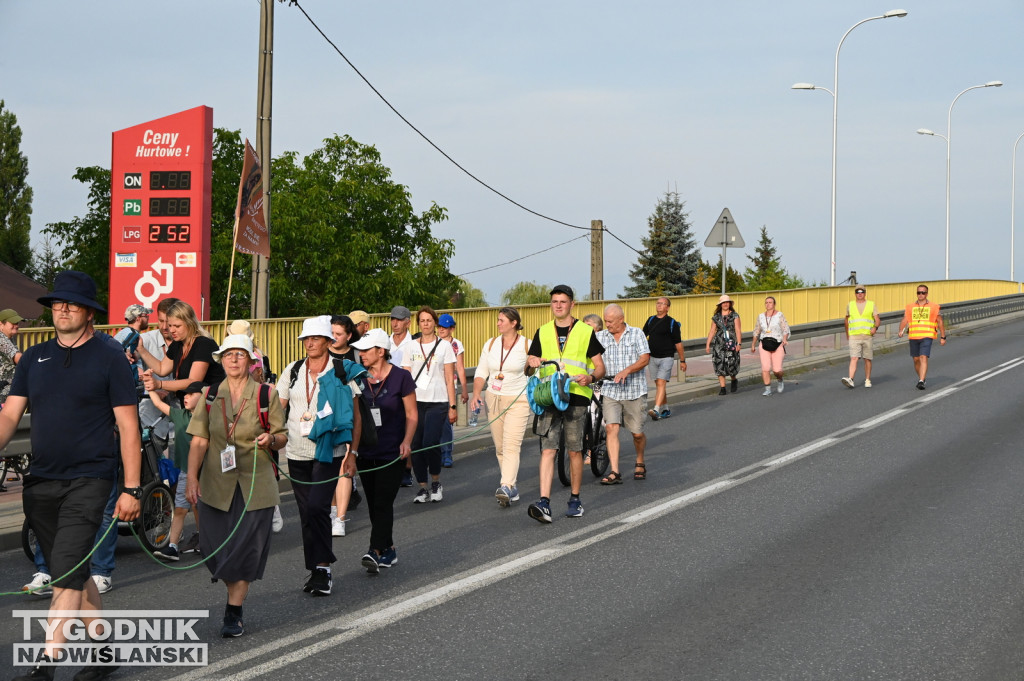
[33,481,117,577]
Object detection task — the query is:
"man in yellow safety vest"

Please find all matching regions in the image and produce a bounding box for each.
[526,285,606,523]
[842,286,882,389]
[897,284,946,390]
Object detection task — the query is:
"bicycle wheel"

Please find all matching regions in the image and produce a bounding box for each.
[22,518,37,563]
[553,429,571,487]
[587,413,610,478]
[134,481,173,552]
[0,458,10,492]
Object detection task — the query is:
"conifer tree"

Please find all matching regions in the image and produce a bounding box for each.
[0,100,34,275]
[623,190,701,297]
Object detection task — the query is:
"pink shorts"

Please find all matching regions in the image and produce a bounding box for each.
[758,345,784,373]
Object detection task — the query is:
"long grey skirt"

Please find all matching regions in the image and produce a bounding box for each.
[198,486,274,582]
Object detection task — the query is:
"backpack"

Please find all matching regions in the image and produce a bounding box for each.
[645,315,678,335]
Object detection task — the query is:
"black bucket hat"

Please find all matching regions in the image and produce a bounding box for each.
[37,270,106,313]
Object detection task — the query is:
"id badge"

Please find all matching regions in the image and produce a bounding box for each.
[220,445,237,473]
[491,378,503,392]
[370,407,382,427]
[415,371,431,392]
[300,419,314,436]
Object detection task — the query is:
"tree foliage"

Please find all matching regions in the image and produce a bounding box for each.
[502,281,552,306]
[42,131,457,321]
[0,100,34,275]
[741,225,808,291]
[692,256,745,294]
[449,278,488,309]
[623,190,701,298]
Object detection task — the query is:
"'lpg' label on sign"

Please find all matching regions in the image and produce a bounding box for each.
[123,173,143,189]
[122,226,141,243]
[115,253,138,267]
[123,199,142,216]
[176,252,197,267]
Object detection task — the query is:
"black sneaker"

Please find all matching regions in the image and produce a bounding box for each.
[13,663,54,681]
[378,547,398,568]
[181,531,200,554]
[154,545,179,561]
[221,612,244,638]
[916,380,926,390]
[730,377,738,393]
[307,568,332,596]
[400,470,414,487]
[362,550,380,574]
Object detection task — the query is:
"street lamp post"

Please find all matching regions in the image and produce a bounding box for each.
[792,9,908,287]
[1013,131,1024,281]
[917,81,1002,280]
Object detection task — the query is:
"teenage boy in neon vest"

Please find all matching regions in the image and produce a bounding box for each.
[897,284,946,390]
[526,285,606,522]
[842,287,881,389]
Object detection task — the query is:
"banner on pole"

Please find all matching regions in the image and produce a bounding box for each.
[232,140,269,258]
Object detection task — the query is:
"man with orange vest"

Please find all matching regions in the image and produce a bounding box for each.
[897,284,946,390]
[842,286,882,388]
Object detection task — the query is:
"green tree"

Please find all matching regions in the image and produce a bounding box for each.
[43,166,112,321]
[0,100,34,275]
[741,226,808,291]
[449,278,488,308]
[623,190,701,297]
[694,256,745,294]
[501,281,552,305]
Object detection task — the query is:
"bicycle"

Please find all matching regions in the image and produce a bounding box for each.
[552,384,609,486]
[0,451,31,493]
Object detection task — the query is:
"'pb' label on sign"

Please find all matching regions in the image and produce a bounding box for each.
[123,199,142,216]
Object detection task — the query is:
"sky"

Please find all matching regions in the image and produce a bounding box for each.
[2,1,1023,306]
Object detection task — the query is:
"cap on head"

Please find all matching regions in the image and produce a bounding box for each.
[349,310,370,325]
[390,306,411,320]
[227,319,254,338]
[438,313,456,328]
[351,327,392,351]
[183,381,207,395]
[298,316,333,341]
[0,308,25,324]
[855,288,866,294]
[124,304,153,323]
[213,334,257,363]
[550,284,574,300]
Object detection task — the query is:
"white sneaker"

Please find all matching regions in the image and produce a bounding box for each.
[91,575,112,594]
[777,379,784,393]
[332,517,346,537]
[22,572,51,595]
[841,376,855,389]
[272,505,284,533]
[330,505,337,520]
[864,379,872,388]
[430,482,443,503]
[762,386,772,396]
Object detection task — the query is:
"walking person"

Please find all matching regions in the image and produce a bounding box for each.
[842,286,881,388]
[278,317,364,596]
[402,307,457,503]
[526,285,605,523]
[470,307,531,507]
[643,297,686,419]
[138,300,225,402]
[0,307,24,406]
[185,334,287,637]
[897,284,946,390]
[596,304,650,483]
[436,313,468,468]
[388,305,415,487]
[0,271,142,681]
[328,314,362,536]
[751,296,791,396]
[350,328,418,573]
[705,294,742,395]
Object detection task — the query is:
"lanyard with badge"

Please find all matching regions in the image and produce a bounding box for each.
[219,397,247,472]
[300,361,320,436]
[366,370,389,428]
[492,337,519,392]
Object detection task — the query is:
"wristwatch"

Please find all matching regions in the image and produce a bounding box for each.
[450,404,458,410]
[123,486,144,499]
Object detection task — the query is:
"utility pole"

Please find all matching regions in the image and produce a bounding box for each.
[590,220,604,301]
[251,0,273,319]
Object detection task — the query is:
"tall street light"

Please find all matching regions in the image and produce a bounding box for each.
[792,9,908,287]
[1013,131,1024,281]
[917,81,1002,280]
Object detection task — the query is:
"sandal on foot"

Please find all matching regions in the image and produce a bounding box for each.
[583,455,592,466]
[600,471,623,485]
[634,463,647,480]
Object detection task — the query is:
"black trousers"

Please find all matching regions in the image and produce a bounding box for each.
[289,457,342,570]
[357,455,404,552]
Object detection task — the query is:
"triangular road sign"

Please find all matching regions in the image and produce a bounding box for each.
[704,207,745,248]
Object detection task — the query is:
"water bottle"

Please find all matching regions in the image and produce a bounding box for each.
[469,406,480,427]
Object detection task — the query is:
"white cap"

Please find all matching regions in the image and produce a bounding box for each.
[298,316,333,340]
[351,327,391,351]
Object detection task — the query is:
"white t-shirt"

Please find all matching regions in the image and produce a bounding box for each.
[402,337,456,403]
[278,358,361,461]
[475,335,530,396]
[389,333,414,367]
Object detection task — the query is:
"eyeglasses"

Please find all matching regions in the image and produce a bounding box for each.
[917,290,928,295]
[221,351,249,360]
[50,300,84,312]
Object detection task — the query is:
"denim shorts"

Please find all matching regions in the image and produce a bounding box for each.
[909,337,933,357]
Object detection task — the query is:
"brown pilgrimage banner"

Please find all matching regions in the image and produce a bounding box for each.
[233,139,270,258]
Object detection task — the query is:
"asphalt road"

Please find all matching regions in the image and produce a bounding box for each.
[2,317,1023,680]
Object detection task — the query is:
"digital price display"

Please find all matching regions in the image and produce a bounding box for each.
[150,171,192,191]
[148,224,191,243]
[109,106,212,319]
[148,197,190,217]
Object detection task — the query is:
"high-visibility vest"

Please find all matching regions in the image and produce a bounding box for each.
[906,303,940,339]
[538,319,594,401]
[847,301,876,335]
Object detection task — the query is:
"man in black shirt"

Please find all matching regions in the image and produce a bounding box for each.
[642,297,686,420]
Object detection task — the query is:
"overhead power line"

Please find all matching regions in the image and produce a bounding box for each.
[455,235,588,277]
[285,1,643,256]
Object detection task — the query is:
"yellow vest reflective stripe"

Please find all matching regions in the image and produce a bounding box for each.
[847,300,875,335]
[538,320,594,401]
[907,304,939,339]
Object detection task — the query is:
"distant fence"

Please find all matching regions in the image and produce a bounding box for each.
[13,279,1021,375]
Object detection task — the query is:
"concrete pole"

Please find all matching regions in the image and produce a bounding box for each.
[590,220,604,301]
[251,0,273,319]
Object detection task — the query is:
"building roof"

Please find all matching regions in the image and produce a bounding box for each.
[0,261,46,323]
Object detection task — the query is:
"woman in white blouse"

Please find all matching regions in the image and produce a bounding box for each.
[751,296,791,396]
[470,307,531,508]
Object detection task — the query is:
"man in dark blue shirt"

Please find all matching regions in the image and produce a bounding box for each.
[0,271,141,681]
